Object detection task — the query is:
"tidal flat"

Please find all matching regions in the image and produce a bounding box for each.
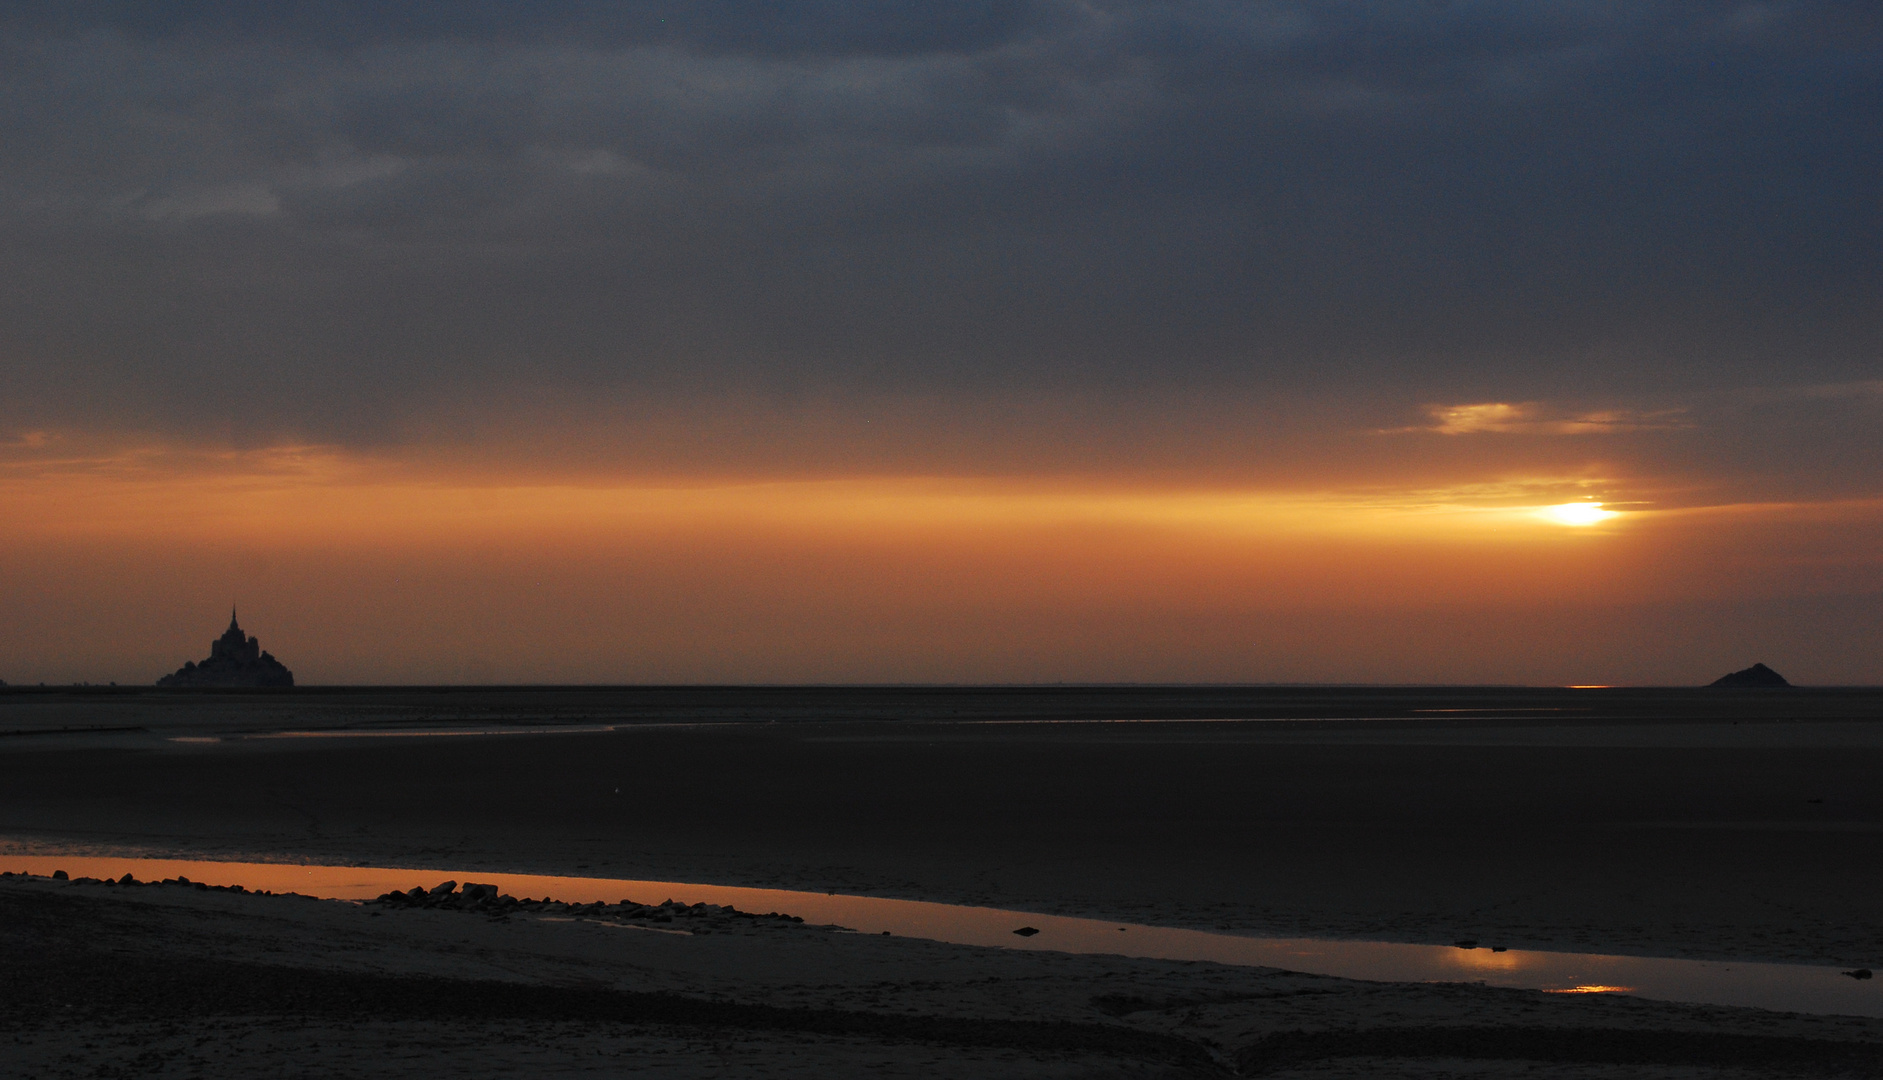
[3,685,1881,1076]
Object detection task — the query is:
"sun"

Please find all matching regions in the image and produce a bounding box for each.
[1538,502,1618,526]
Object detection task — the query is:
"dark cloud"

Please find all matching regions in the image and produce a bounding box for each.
[0,1,1049,58]
[0,1,1877,469]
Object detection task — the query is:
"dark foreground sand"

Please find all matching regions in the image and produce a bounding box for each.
[3,686,1882,1074]
[4,873,1881,1078]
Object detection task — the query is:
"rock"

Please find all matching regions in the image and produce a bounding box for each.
[361,885,805,927]
[1013,926,1040,937]
[1454,940,1479,949]
[1844,969,1874,980]
[52,870,67,880]
[1708,663,1791,688]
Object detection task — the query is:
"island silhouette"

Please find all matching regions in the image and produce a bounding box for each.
[1709,663,1791,688]
[157,609,294,688]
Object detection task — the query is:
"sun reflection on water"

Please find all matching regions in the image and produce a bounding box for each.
[1451,948,1523,971]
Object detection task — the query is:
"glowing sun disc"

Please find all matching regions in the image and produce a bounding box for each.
[1538,502,1617,526]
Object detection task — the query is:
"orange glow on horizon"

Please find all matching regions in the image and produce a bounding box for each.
[5,437,1881,685]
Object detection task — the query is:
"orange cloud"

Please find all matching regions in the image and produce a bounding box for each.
[1415,402,1689,436]
[0,437,1642,546]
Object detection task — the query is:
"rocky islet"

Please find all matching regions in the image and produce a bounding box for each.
[156,610,294,688]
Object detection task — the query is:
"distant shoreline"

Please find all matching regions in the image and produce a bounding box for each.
[3,681,1877,694]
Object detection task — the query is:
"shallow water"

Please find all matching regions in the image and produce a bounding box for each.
[5,853,1879,1018]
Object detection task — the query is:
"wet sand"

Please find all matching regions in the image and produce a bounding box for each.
[3,686,1881,963]
[3,685,1882,1074]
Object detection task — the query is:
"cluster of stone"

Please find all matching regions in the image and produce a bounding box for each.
[370,880,806,931]
[157,610,294,688]
[6,869,275,895]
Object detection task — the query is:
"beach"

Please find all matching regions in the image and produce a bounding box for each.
[3,686,1882,1075]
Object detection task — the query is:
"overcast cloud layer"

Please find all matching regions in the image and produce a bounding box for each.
[1,1,1878,466]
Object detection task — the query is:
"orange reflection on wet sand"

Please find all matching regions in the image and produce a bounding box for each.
[1449,947,1523,971]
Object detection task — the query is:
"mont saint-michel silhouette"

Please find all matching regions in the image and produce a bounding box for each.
[157,609,294,688]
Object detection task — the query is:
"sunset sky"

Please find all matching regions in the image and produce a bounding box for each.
[3,2,1879,685]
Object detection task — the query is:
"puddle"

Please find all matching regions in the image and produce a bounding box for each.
[177,725,625,742]
[961,717,1395,726]
[160,721,748,743]
[3,854,1878,1018]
